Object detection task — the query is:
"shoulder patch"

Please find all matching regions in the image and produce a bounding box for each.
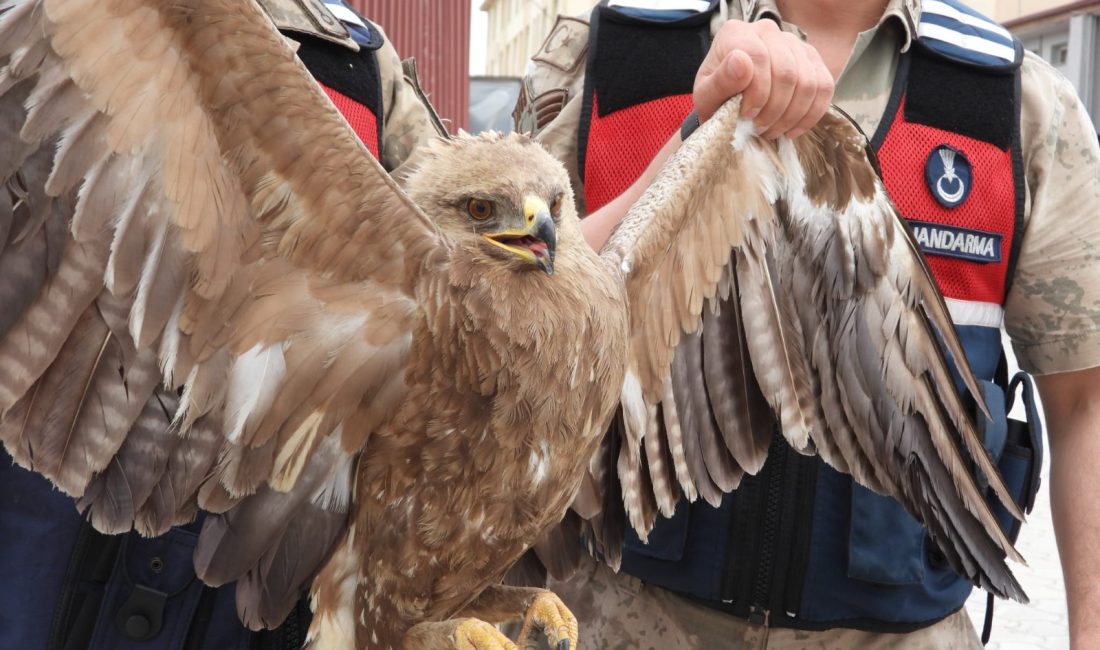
[607,0,716,20]
[256,0,361,52]
[532,15,590,74]
[909,220,1003,264]
[916,0,1022,68]
[925,145,972,208]
[322,0,384,49]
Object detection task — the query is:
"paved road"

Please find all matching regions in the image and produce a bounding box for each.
[964,461,1068,649]
[964,340,1068,649]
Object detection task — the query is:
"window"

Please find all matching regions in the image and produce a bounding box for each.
[1051,42,1069,66]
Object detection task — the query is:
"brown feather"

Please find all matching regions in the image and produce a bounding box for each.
[669,332,736,502]
[0,146,71,340]
[78,389,176,533]
[592,99,1027,603]
[0,76,45,180]
[135,412,220,536]
[531,510,583,582]
[502,550,549,588]
[0,3,1032,644]
[660,360,721,508]
[236,501,348,630]
[701,290,772,476]
[641,396,680,517]
[734,241,814,450]
[195,433,351,587]
[21,295,160,496]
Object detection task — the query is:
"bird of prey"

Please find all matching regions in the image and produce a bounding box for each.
[0,0,1024,648]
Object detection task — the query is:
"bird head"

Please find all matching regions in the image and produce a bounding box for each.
[404,131,578,276]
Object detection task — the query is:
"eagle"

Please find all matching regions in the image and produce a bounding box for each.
[0,0,1025,648]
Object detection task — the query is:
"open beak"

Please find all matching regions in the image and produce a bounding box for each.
[482,196,557,275]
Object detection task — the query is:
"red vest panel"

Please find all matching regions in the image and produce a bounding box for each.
[585,93,693,212]
[321,83,381,158]
[876,97,1016,305]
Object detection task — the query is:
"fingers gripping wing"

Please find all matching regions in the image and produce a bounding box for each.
[596,99,1027,600]
[0,0,447,625]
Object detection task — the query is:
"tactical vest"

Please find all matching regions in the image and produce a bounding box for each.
[578,0,1044,631]
[0,3,384,648]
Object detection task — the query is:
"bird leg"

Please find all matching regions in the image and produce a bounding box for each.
[455,585,579,650]
[403,618,517,650]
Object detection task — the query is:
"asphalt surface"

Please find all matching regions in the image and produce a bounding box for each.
[963,340,1068,649]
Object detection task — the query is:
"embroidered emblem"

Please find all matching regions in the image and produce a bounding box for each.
[908,220,1002,263]
[925,145,972,208]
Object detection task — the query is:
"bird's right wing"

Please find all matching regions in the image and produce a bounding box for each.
[0,0,448,628]
[589,98,1027,601]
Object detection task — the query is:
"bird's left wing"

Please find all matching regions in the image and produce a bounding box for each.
[591,98,1027,601]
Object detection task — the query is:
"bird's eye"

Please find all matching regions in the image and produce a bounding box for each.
[550,194,563,216]
[467,198,493,220]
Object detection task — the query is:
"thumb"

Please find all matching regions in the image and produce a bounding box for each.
[696,50,754,121]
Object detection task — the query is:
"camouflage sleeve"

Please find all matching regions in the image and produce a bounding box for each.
[373,25,446,174]
[1004,52,1100,375]
[514,15,590,214]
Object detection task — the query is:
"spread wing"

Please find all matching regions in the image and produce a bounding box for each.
[584,98,1027,601]
[0,0,447,627]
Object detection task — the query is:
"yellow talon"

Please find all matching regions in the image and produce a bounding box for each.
[454,618,517,650]
[517,591,579,650]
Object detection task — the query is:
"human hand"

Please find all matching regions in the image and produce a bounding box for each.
[693,19,834,139]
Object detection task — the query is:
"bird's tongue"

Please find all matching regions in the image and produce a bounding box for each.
[528,240,549,258]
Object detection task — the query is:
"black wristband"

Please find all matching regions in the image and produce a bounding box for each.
[680,109,700,141]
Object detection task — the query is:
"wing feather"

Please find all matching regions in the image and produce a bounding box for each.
[701,282,773,476]
[585,99,1026,600]
[0,0,452,627]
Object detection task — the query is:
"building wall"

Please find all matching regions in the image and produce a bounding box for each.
[480,0,594,77]
[995,0,1078,21]
[350,0,471,131]
[997,1,1100,131]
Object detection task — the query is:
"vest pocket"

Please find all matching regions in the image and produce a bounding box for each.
[847,486,927,585]
[846,379,1010,586]
[992,371,1044,539]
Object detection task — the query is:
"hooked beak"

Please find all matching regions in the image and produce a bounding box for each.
[482,196,557,275]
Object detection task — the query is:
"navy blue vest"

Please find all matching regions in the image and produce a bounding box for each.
[0,5,384,648]
[579,0,1044,631]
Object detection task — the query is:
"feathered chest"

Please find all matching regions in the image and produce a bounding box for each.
[372,256,626,518]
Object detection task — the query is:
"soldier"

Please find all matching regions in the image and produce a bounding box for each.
[517,0,1100,647]
[0,1,444,647]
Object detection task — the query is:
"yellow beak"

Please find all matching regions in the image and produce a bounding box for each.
[482,196,557,274]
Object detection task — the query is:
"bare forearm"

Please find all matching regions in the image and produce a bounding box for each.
[1037,368,1100,648]
[580,133,682,251]
[579,18,835,253]
[1049,420,1100,647]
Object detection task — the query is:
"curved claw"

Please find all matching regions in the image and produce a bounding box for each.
[404,617,516,650]
[517,590,579,650]
[455,618,518,650]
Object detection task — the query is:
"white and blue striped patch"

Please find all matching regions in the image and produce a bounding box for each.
[322,0,376,46]
[918,0,1020,66]
[607,0,715,20]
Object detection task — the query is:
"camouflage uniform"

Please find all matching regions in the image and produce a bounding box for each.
[517,0,1100,647]
[260,0,445,174]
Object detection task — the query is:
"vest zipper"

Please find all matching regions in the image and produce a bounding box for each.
[720,430,818,626]
[748,433,788,625]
